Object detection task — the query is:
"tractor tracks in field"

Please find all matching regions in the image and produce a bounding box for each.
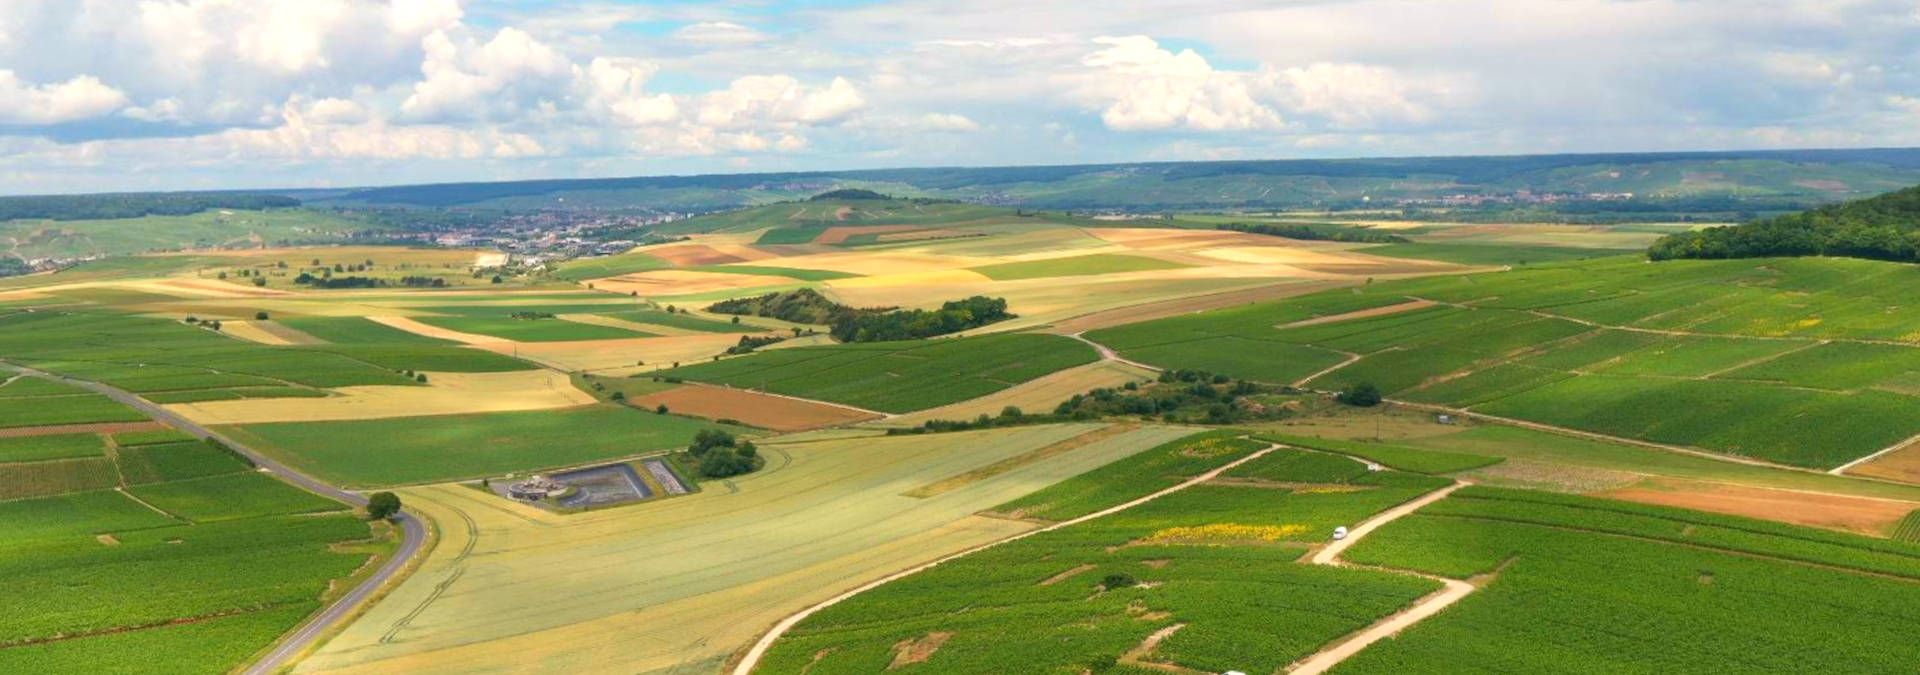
[728,440,1288,675]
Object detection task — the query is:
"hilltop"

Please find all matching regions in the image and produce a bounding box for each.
[1649,183,1920,261]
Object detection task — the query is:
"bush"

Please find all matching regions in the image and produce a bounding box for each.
[254,311,269,320]
[1101,573,1136,590]
[608,391,625,401]
[1339,382,1383,407]
[366,491,401,520]
[655,403,669,414]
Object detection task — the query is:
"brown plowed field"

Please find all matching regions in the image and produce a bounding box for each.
[1602,478,1919,536]
[627,384,880,431]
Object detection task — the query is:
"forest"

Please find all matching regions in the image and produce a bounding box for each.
[1649,184,1920,262]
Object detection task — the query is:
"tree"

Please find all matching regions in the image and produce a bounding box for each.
[366,491,401,520]
[1339,382,1382,407]
[609,391,626,401]
[251,277,267,287]
[730,315,741,324]
[491,275,503,284]
[655,403,669,414]
[415,373,428,383]
[254,311,269,320]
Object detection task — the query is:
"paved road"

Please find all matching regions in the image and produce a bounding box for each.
[1,361,428,675]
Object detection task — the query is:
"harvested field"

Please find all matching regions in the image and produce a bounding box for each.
[218,320,323,345]
[1602,479,1920,535]
[593,269,791,297]
[475,333,744,373]
[627,383,882,431]
[644,243,754,266]
[295,424,1195,675]
[884,360,1158,428]
[766,250,993,276]
[814,225,920,244]
[1044,281,1337,334]
[164,369,595,424]
[368,316,503,344]
[556,313,705,337]
[1849,441,1920,485]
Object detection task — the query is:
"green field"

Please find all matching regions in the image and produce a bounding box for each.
[994,431,1264,520]
[0,433,105,463]
[1087,257,1920,468]
[1360,242,1634,266]
[1339,487,1920,672]
[969,253,1189,281]
[600,307,759,332]
[761,449,1451,674]
[657,333,1099,413]
[551,251,670,281]
[278,316,455,345]
[412,315,652,341]
[0,391,147,428]
[224,405,742,486]
[1256,434,1502,474]
[0,407,373,673]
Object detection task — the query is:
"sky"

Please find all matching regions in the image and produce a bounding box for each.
[1,0,1917,195]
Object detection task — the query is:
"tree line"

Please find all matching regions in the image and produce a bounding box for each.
[0,193,298,221]
[707,288,1013,342]
[1648,184,1920,262]
[1217,221,1410,244]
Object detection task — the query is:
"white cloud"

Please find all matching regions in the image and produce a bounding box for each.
[1263,62,1464,128]
[673,21,771,45]
[1077,36,1282,131]
[696,75,866,129]
[401,27,572,122]
[579,58,679,126]
[917,113,981,132]
[0,71,129,124]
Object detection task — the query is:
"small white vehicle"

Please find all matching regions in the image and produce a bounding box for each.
[1332,526,1350,540]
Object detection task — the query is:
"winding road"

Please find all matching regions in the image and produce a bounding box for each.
[0,361,428,675]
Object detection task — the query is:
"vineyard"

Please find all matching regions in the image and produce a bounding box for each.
[759,444,1452,673]
[1337,487,1920,672]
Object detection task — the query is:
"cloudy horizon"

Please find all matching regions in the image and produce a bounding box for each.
[2,0,1916,195]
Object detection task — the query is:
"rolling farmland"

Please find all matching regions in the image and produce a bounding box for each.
[657,333,1100,413]
[295,424,1200,675]
[1338,487,1920,672]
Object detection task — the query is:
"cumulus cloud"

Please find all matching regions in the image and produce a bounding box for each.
[578,58,679,126]
[1262,62,1465,128]
[1077,35,1282,131]
[0,71,129,124]
[402,27,572,122]
[696,76,867,129]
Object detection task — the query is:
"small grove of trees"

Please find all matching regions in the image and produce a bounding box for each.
[828,295,1013,342]
[725,334,787,354]
[366,491,401,520]
[686,429,760,478]
[1338,382,1383,407]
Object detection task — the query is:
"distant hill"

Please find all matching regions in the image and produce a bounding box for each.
[1649,184,1920,262]
[304,147,1920,214]
[15,147,1920,221]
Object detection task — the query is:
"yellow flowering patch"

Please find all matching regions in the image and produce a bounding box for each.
[1177,436,1244,458]
[1139,523,1309,545]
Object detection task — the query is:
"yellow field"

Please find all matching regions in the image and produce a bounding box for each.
[474,333,753,374]
[882,360,1158,428]
[296,423,1201,675]
[164,369,596,424]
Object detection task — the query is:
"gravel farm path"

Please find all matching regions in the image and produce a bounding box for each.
[0,361,429,675]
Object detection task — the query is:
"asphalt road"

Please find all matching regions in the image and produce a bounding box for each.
[2,362,428,675]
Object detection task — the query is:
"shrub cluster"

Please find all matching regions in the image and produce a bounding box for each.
[686,429,760,478]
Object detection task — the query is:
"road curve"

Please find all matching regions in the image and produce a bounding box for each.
[0,361,428,675]
[729,441,1285,675]
[1290,480,1472,675]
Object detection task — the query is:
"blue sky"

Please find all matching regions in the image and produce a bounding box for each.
[0,0,1916,194]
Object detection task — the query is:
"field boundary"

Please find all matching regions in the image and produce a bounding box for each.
[728,436,1274,675]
